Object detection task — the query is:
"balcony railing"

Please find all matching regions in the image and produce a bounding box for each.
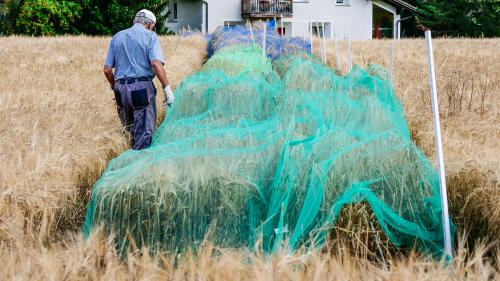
[242,0,293,18]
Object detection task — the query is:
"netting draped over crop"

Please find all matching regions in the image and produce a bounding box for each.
[208,23,311,59]
[83,27,453,258]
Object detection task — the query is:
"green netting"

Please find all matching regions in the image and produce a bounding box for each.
[83,46,454,257]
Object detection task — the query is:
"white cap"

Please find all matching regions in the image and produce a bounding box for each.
[136,9,157,24]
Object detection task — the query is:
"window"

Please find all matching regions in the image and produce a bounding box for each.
[336,0,350,5]
[173,2,178,20]
[223,21,244,27]
[310,22,331,38]
[312,25,323,37]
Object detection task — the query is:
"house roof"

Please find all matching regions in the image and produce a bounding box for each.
[382,0,417,12]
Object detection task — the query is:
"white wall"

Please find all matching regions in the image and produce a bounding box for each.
[205,0,243,32]
[289,0,373,40]
[168,0,402,39]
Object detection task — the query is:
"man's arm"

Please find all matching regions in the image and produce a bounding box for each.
[152,60,174,106]
[151,60,169,88]
[104,37,116,89]
[103,66,115,89]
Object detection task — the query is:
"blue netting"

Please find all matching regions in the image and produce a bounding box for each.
[208,22,311,60]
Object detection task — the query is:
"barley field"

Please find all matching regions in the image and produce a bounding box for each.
[0,35,498,280]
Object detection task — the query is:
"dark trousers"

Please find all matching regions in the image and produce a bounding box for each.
[114,80,157,150]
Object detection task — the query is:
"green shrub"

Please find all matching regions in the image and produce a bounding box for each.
[15,0,81,36]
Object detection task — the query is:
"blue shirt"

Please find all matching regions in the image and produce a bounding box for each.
[104,23,165,79]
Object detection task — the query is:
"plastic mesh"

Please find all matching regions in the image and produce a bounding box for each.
[208,23,311,60]
[83,35,453,257]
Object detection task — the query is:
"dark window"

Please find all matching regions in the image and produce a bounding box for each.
[336,0,350,5]
[312,24,324,37]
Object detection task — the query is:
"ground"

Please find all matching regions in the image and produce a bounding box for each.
[0,36,499,280]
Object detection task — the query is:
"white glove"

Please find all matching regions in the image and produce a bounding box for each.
[163,85,174,106]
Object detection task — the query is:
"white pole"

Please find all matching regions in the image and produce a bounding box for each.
[249,22,255,47]
[329,23,333,41]
[334,31,341,73]
[397,21,401,40]
[425,30,453,259]
[302,18,306,39]
[370,221,388,270]
[315,21,320,60]
[280,15,284,36]
[305,19,308,40]
[321,22,326,64]
[317,22,322,62]
[389,42,394,87]
[202,3,207,34]
[309,17,314,55]
[347,33,352,72]
[263,23,267,58]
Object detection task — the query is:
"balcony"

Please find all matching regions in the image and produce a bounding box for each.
[242,0,293,18]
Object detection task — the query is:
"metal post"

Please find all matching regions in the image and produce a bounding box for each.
[347,33,352,72]
[333,31,341,73]
[263,23,267,58]
[370,221,388,270]
[321,22,326,64]
[318,22,323,62]
[201,1,207,34]
[302,18,307,39]
[388,42,394,87]
[249,21,255,47]
[329,22,333,41]
[397,21,401,39]
[309,17,314,55]
[315,21,320,59]
[425,30,453,259]
[280,14,284,36]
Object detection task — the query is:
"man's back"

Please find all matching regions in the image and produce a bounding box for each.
[105,23,164,79]
[102,10,172,150]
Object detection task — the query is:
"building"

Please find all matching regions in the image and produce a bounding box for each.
[165,0,416,40]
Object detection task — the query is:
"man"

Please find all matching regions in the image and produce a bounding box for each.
[103,9,174,150]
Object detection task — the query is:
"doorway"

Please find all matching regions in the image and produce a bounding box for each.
[373,3,394,39]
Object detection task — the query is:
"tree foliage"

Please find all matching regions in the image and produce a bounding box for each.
[15,0,81,36]
[77,0,169,35]
[1,0,169,36]
[410,0,500,37]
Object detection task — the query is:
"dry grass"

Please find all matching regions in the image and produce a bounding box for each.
[1,231,499,280]
[0,35,207,247]
[0,36,499,280]
[315,38,500,245]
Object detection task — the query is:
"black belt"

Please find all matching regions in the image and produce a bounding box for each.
[116,77,152,84]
